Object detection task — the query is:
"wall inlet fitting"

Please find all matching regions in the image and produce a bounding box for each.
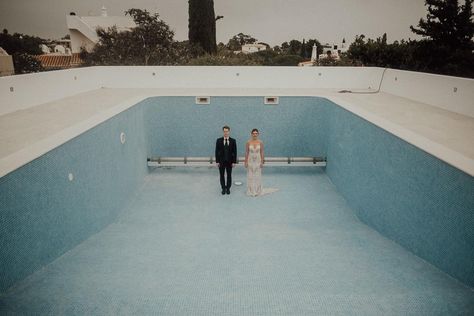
[264,96,279,105]
[453,87,458,92]
[195,96,210,105]
[68,173,74,181]
[10,87,14,92]
[120,132,126,144]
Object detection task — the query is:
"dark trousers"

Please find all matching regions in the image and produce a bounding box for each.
[219,162,232,189]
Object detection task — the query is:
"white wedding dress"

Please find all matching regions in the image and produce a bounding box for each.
[246,144,278,197]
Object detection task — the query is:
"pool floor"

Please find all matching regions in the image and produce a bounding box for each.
[1,167,473,315]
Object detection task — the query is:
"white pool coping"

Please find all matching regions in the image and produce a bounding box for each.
[0,87,473,178]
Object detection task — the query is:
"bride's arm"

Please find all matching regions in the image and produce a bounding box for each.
[260,142,264,167]
[245,142,249,168]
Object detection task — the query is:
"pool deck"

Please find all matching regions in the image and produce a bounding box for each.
[1,87,473,178]
[0,167,472,315]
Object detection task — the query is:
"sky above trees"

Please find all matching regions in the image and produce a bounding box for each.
[0,0,427,45]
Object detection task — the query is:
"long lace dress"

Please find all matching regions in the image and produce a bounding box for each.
[246,144,278,197]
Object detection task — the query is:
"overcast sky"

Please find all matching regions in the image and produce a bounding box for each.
[0,0,427,45]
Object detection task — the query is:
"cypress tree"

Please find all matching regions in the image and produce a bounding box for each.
[411,0,474,48]
[188,0,217,54]
[300,39,307,58]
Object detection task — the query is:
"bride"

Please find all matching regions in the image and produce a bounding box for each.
[244,129,278,197]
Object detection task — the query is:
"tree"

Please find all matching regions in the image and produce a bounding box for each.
[280,42,290,53]
[13,53,43,74]
[457,0,474,47]
[125,9,175,65]
[226,33,257,51]
[272,54,304,66]
[0,30,44,55]
[188,0,217,54]
[288,40,302,55]
[409,0,474,77]
[306,39,322,58]
[187,50,262,65]
[272,45,282,53]
[340,2,474,77]
[81,9,178,66]
[0,29,45,74]
[318,54,338,66]
[300,39,307,58]
[347,33,411,68]
[254,49,279,65]
[410,0,474,48]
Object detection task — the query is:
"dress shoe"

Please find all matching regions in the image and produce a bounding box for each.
[226,188,230,194]
[222,189,226,195]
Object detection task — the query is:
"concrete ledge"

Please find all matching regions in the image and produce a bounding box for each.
[0,87,473,178]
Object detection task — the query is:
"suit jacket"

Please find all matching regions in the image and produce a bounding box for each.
[215,137,237,164]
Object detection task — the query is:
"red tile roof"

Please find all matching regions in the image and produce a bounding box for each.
[70,53,83,67]
[35,53,83,69]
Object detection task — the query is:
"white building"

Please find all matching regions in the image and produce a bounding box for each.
[319,39,348,60]
[0,47,14,76]
[300,39,349,66]
[66,6,135,53]
[40,44,51,54]
[298,44,319,66]
[54,45,67,54]
[241,43,267,54]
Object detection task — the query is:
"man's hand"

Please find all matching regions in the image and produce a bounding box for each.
[231,163,235,168]
[217,163,220,168]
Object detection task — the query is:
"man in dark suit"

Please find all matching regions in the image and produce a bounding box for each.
[215,125,237,195]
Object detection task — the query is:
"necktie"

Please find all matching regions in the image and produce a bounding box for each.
[225,139,228,146]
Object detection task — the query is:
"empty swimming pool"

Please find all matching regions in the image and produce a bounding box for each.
[1,93,473,315]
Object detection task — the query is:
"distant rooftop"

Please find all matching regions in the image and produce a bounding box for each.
[66,6,135,53]
[35,53,83,69]
[78,16,135,32]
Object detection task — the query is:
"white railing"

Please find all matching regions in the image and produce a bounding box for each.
[147,156,327,167]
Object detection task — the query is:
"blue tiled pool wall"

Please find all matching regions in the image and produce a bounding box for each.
[325,102,474,288]
[144,96,331,159]
[1,95,473,294]
[145,96,474,287]
[0,103,148,292]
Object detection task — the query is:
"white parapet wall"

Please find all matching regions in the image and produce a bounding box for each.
[0,66,473,117]
[380,69,474,118]
[0,66,473,178]
[0,67,103,116]
[0,66,385,116]
[96,66,385,90]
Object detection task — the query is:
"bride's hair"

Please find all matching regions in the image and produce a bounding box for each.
[251,128,259,134]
